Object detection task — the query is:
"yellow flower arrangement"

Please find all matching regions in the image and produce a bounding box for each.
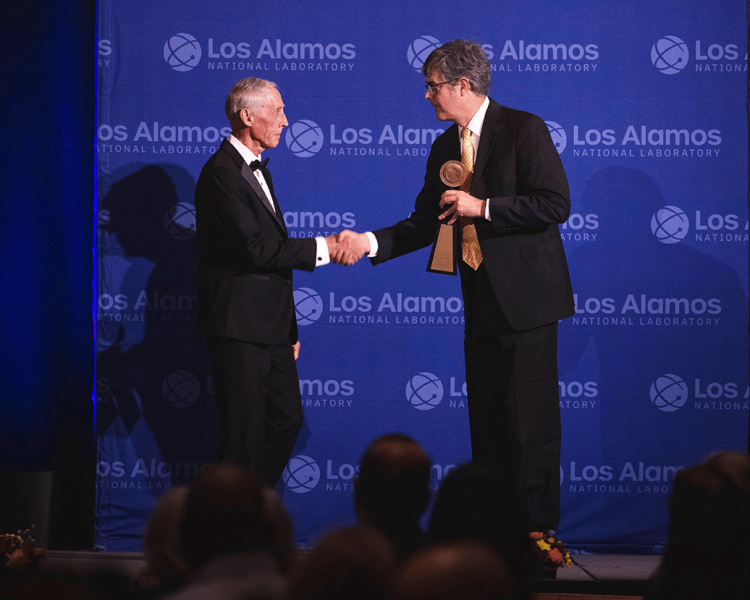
[529,531,573,568]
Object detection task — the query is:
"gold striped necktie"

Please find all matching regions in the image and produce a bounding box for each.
[460,127,483,270]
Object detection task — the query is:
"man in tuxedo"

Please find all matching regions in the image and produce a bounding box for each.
[341,40,574,532]
[195,78,355,488]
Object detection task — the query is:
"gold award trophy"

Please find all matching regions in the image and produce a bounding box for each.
[426,160,467,275]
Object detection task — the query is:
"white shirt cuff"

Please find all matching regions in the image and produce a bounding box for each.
[315,237,330,266]
[365,231,378,257]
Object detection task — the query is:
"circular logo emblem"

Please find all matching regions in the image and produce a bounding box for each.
[651,36,689,75]
[651,205,689,244]
[164,33,202,72]
[283,455,320,493]
[545,121,567,154]
[163,370,200,408]
[294,287,324,325]
[164,202,197,240]
[407,36,441,71]
[285,120,324,158]
[406,372,444,411]
[650,374,688,412]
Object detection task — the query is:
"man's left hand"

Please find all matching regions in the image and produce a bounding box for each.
[439,190,485,225]
[293,341,301,360]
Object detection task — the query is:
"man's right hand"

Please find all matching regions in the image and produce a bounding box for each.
[326,230,370,266]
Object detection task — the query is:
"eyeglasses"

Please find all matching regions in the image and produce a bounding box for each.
[425,80,458,96]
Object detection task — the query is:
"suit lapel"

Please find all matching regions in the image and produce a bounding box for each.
[445,125,461,160]
[473,98,503,184]
[220,140,286,233]
[240,162,285,230]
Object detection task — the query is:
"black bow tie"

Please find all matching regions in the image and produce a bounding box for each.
[250,158,269,171]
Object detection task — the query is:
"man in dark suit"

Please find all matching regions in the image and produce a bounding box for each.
[340,40,574,532]
[195,78,355,488]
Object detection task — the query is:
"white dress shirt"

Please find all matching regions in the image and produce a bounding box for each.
[460,96,492,221]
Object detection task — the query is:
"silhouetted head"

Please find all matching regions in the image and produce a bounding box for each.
[428,462,533,599]
[354,434,431,529]
[393,539,515,600]
[289,526,397,600]
[180,462,275,571]
[142,486,190,587]
[665,450,750,573]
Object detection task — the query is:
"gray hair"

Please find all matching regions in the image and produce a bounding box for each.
[422,39,491,96]
[225,78,277,128]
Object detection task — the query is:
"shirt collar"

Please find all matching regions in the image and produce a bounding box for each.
[462,96,490,139]
[228,134,261,165]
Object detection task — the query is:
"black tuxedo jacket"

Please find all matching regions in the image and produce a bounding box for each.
[372,98,574,331]
[195,139,317,345]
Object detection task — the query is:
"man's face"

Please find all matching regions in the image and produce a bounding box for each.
[424,70,463,123]
[249,87,288,150]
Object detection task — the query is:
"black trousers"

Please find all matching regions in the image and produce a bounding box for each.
[462,265,562,532]
[207,336,303,488]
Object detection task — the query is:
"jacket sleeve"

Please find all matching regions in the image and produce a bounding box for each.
[371,133,453,264]
[485,113,570,232]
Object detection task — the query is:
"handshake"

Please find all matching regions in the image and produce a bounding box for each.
[325,230,371,266]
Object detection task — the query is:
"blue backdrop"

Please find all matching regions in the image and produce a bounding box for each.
[93,0,749,552]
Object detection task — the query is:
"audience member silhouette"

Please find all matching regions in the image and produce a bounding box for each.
[428,462,533,599]
[354,433,432,560]
[164,462,294,600]
[289,526,397,600]
[138,486,191,597]
[646,450,750,600]
[392,539,515,600]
